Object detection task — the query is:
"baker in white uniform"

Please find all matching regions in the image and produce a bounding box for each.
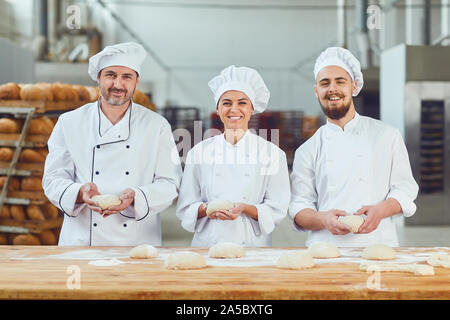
[43,42,182,246]
[176,65,290,246]
[289,47,419,247]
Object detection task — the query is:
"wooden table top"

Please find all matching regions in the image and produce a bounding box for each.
[0,246,449,300]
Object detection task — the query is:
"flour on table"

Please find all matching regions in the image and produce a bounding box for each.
[360,262,435,276]
[88,258,125,266]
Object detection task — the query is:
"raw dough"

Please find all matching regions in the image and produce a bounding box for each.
[206,200,234,217]
[362,244,396,260]
[164,251,206,270]
[427,253,450,268]
[91,194,121,210]
[276,251,315,270]
[308,242,340,258]
[360,262,434,276]
[339,215,364,233]
[130,244,158,259]
[208,242,245,259]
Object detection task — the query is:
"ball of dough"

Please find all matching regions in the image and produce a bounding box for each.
[362,244,396,260]
[91,194,121,210]
[206,200,234,216]
[164,251,206,270]
[208,242,245,259]
[308,242,340,258]
[130,244,158,259]
[339,215,364,233]
[276,251,315,270]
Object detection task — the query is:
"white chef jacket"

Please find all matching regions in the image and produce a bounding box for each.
[289,112,418,247]
[176,130,290,247]
[43,100,182,246]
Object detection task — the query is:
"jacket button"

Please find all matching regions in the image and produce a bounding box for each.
[126,145,130,149]
[123,224,127,227]
[93,223,97,227]
[95,171,99,175]
[125,171,129,175]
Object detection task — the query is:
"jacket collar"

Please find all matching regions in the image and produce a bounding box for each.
[95,98,132,146]
[325,111,361,133]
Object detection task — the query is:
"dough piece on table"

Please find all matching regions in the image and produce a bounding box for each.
[362,244,396,260]
[308,242,340,258]
[427,253,450,268]
[208,242,245,259]
[206,200,234,217]
[164,251,206,270]
[130,244,158,259]
[360,262,434,276]
[339,215,364,233]
[90,194,121,210]
[276,251,315,270]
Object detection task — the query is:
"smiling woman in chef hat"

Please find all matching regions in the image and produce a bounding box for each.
[176,65,290,247]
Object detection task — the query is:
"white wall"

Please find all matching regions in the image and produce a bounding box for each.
[2,0,449,118]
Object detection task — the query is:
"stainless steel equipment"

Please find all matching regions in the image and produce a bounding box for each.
[381,44,450,225]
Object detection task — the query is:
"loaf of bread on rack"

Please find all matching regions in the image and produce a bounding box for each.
[38,230,57,245]
[0,147,14,161]
[19,149,46,163]
[0,82,21,100]
[0,205,10,219]
[20,83,54,101]
[26,205,45,221]
[12,234,41,245]
[27,116,54,135]
[20,177,43,191]
[0,176,20,191]
[41,201,59,219]
[10,205,26,220]
[0,118,20,133]
[72,85,91,101]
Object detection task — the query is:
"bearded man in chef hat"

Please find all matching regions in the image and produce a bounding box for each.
[289,47,419,247]
[43,42,182,246]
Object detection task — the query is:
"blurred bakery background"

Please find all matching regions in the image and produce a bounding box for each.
[0,0,449,246]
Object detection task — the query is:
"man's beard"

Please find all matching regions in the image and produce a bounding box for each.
[99,84,135,106]
[318,93,351,120]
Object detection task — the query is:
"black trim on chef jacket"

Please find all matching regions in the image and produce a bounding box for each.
[90,101,151,244]
[56,100,151,246]
[58,182,77,218]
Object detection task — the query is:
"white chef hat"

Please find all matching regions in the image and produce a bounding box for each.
[208,65,270,114]
[313,47,364,96]
[88,42,147,81]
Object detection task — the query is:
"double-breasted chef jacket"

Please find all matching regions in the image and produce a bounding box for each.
[176,130,291,247]
[43,100,182,246]
[289,112,419,247]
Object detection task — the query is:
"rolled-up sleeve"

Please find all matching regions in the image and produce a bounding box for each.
[386,130,419,217]
[288,145,318,231]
